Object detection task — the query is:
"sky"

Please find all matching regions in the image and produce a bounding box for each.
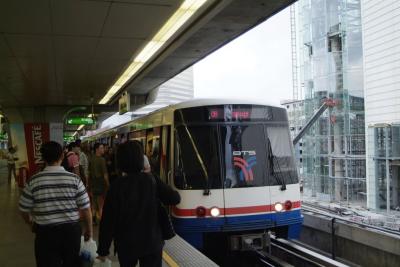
[194,7,293,106]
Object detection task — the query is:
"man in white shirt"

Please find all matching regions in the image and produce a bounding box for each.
[19,141,93,267]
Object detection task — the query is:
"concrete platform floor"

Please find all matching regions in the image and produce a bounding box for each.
[0,161,175,267]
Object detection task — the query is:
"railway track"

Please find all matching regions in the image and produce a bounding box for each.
[251,235,349,267]
[302,202,400,237]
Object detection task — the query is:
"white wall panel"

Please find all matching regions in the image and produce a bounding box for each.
[362,0,400,209]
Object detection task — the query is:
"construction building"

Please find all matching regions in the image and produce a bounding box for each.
[296,0,366,206]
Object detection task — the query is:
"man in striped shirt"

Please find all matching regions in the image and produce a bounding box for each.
[19,141,93,267]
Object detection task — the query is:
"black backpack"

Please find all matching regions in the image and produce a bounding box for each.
[61,153,74,172]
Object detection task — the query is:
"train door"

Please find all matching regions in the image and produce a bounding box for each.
[129,130,146,146]
[145,127,162,177]
[159,126,170,183]
[145,130,153,157]
[219,124,271,223]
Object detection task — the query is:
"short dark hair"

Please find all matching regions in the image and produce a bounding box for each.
[75,139,82,147]
[41,141,63,164]
[68,142,78,151]
[94,143,102,151]
[117,140,144,173]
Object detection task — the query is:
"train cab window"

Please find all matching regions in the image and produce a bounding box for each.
[220,125,267,188]
[174,125,221,190]
[266,125,299,185]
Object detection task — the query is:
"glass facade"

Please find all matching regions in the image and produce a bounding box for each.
[368,125,400,211]
[298,0,366,206]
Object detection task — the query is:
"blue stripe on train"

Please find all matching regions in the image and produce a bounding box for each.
[172,210,303,248]
[172,209,302,232]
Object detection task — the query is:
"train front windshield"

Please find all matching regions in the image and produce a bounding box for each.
[173,105,298,190]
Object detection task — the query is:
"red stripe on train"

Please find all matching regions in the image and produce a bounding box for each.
[172,201,301,217]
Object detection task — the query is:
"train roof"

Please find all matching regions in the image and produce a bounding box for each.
[83,98,283,140]
[144,98,281,116]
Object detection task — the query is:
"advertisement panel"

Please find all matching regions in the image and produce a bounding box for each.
[24,123,50,175]
[9,123,29,169]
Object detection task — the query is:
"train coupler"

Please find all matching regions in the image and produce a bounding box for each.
[229,232,271,252]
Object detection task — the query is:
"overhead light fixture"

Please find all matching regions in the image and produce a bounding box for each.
[99,0,208,104]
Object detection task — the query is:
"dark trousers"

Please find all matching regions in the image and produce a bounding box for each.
[118,249,162,267]
[34,223,81,267]
[7,163,16,183]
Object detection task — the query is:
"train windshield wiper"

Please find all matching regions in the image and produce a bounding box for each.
[179,111,210,195]
[267,138,286,191]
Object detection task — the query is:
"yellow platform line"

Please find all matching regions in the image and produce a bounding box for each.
[162,250,179,267]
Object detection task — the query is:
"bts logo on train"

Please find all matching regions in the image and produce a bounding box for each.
[233,151,257,182]
[232,150,256,156]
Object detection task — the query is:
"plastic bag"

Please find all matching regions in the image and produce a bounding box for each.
[80,236,98,265]
[93,258,112,267]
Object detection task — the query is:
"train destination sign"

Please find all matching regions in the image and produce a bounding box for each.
[67,117,94,125]
[207,106,273,121]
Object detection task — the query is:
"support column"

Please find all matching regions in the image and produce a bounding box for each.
[392,165,399,209]
[385,127,390,213]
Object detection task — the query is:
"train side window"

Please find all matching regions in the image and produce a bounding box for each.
[265,125,299,185]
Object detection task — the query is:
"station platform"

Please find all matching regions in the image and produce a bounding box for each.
[0,160,217,267]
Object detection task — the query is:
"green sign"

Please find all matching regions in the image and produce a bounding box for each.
[0,133,7,141]
[67,117,94,125]
[64,136,75,142]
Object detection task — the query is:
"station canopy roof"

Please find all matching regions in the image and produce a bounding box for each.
[0,0,294,109]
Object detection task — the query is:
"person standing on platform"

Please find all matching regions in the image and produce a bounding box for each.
[76,140,89,187]
[97,141,180,267]
[19,141,93,267]
[105,146,117,184]
[6,147,18,184]
[89,143,109,224]
[64,142,80,177]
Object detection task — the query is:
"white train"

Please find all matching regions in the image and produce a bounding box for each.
[84,99,303,250]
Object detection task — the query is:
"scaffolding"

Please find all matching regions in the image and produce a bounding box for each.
[290,4,299,100]
[298,0,366,207]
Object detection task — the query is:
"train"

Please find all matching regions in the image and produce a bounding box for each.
[83,99,303,250]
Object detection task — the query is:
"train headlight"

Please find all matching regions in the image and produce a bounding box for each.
[210,207,220,217]
[274,202,283,212]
